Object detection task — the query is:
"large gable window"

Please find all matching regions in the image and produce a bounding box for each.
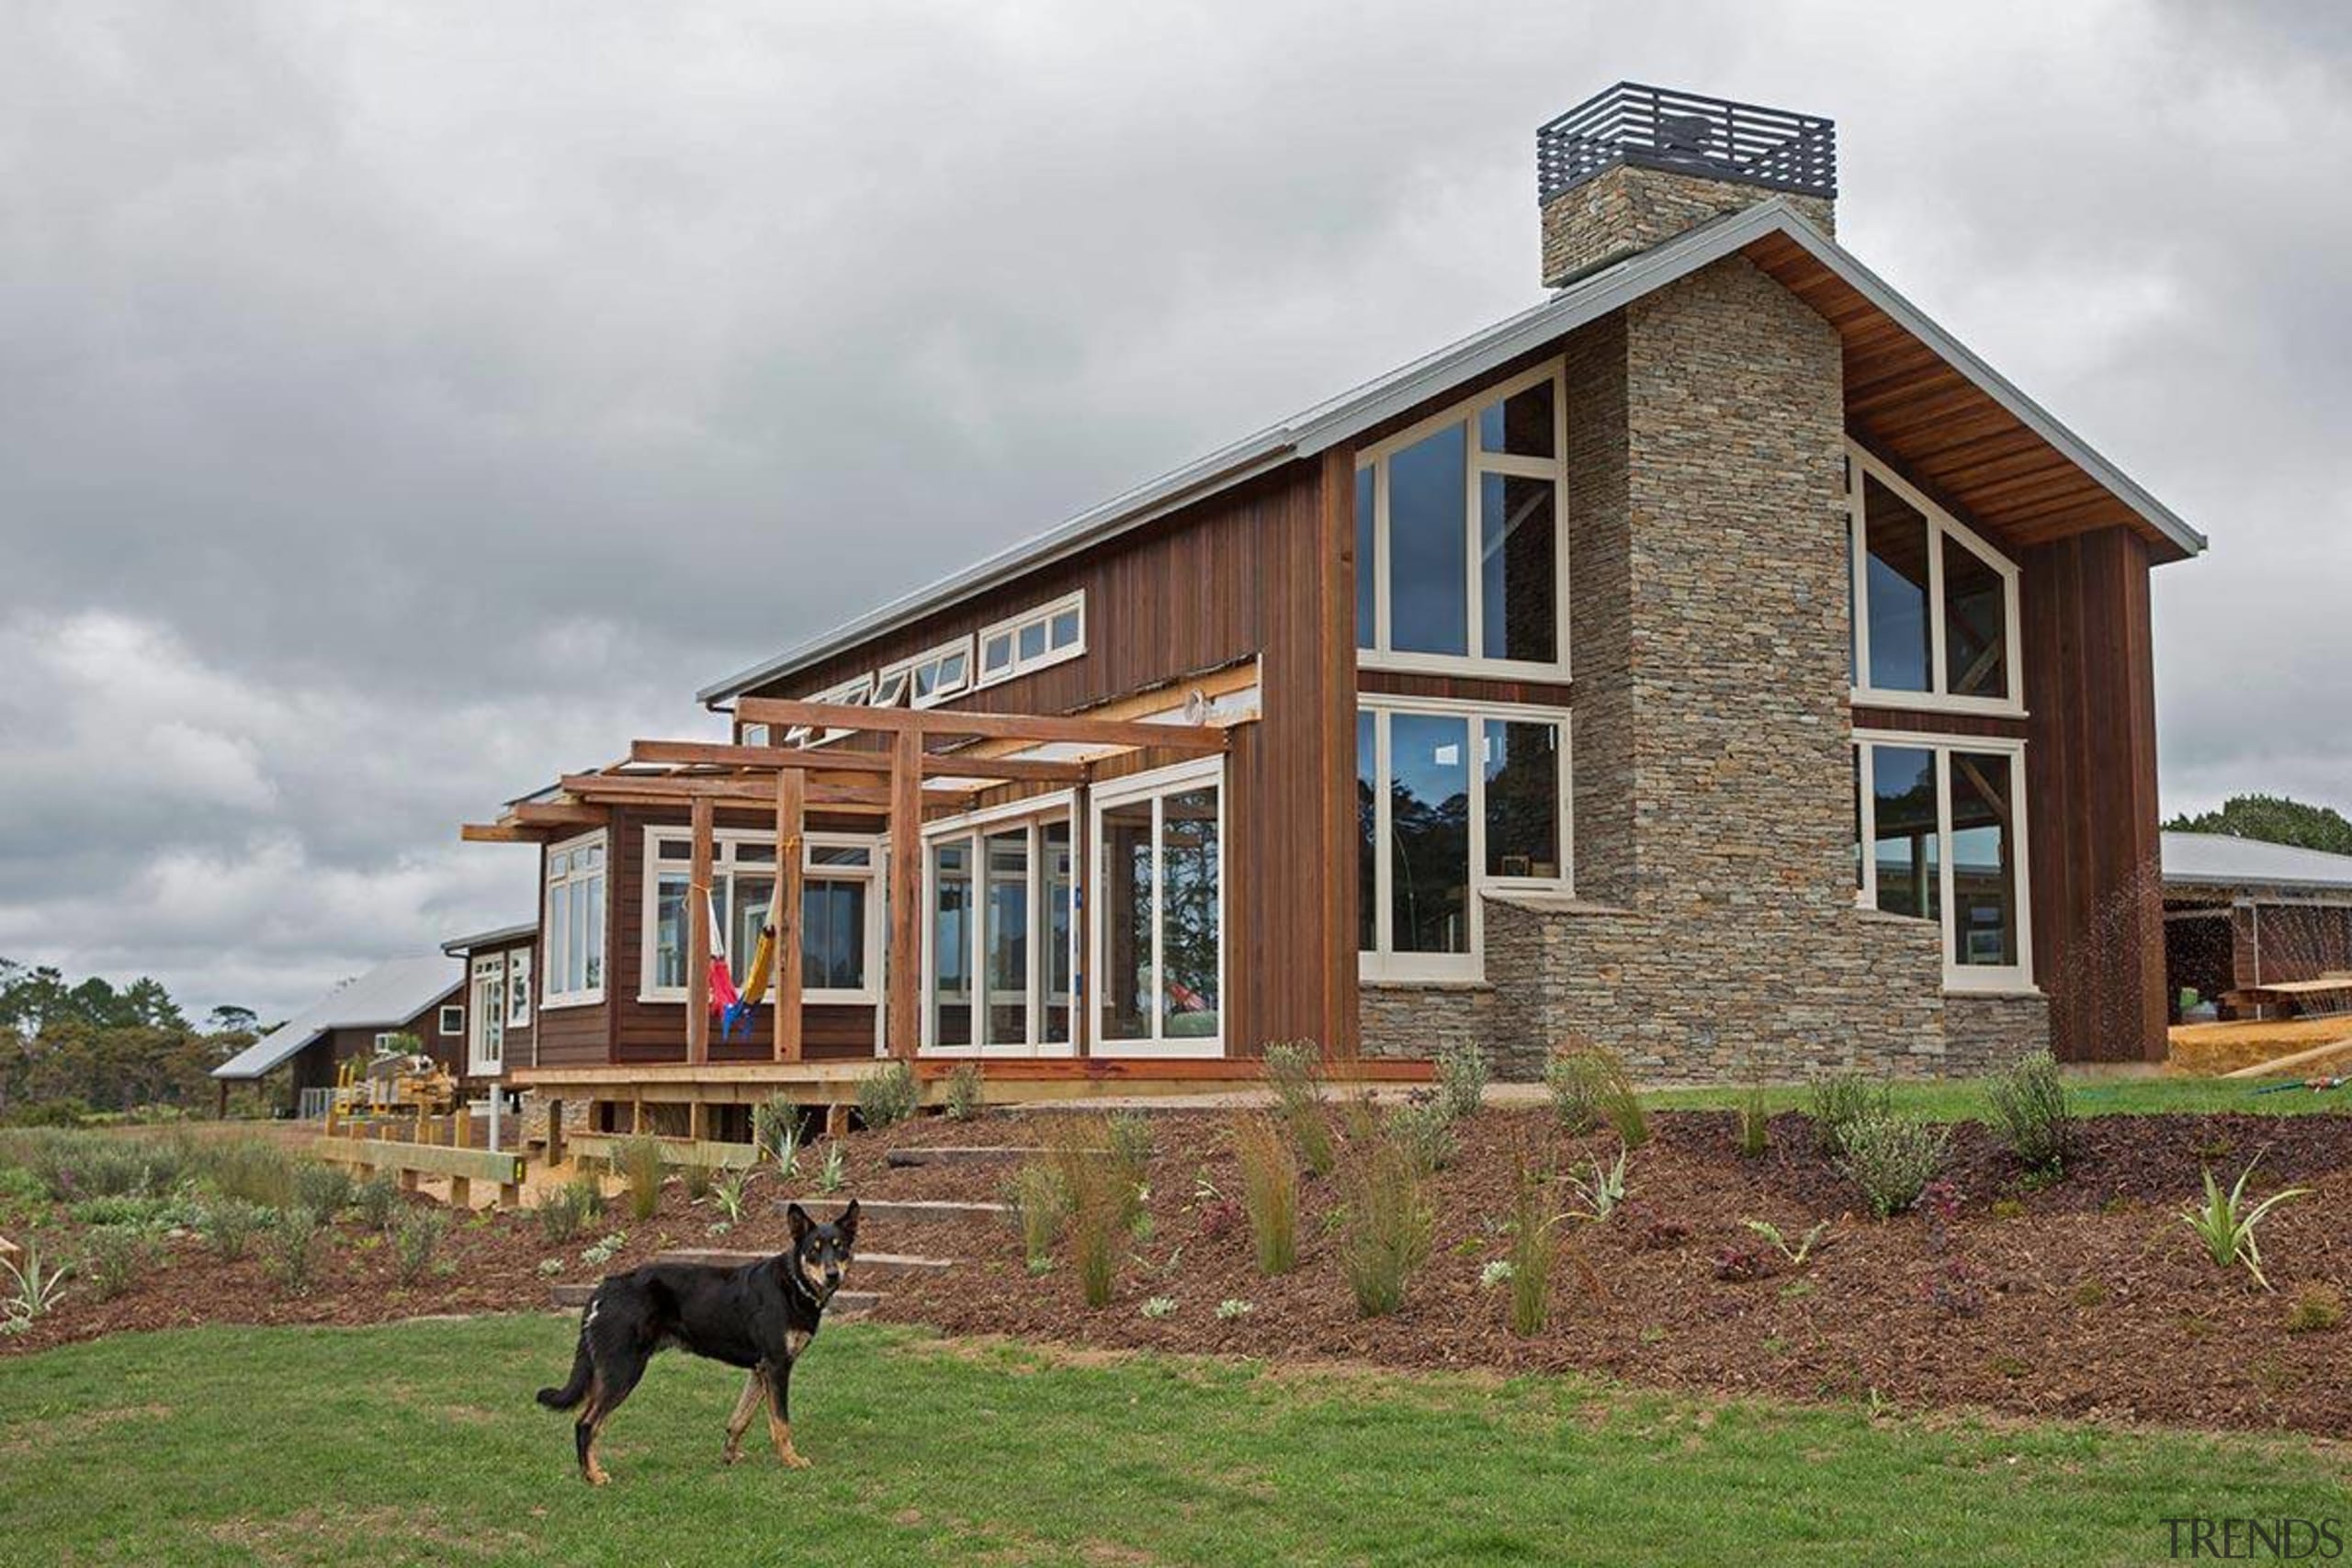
[1848,445,2021,714]
[1357,698,1571,981]
[1853,733,2032,990]
[1356,363,1566,677]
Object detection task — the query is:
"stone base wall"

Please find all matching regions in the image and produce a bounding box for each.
[1941,993,2052,1077]
[517,1091,594,1150]
[1541,164,1835,286]
[1358,983,1498,1066]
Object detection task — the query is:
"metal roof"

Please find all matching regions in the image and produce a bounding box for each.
[441,922,537,956]
[211,954,461,1080]
[698,198,2206,705]
[2162,831,2352,895]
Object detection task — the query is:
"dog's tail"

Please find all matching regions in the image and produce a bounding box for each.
[537,1325,595,1411]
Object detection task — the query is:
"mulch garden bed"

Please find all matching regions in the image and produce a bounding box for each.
[9,1103,2352,1440]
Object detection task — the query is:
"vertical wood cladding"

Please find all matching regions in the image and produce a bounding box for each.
[2023,526,2167,1061]
[741,459,1355,1059]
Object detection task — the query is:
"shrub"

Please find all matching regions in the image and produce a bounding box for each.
[944,1062,985,1122]
[352,1173,401,1233]
[2179,1156,2308,1292]
[1387,1098,1458,1175]
[1069,1189,1120,1309]
[1261,1043,1336,1178]
[537,1173,605,1243]
[1106,1111,1154,1190]
[266,1210,323,1295]
[1546,1043,1646,1145]
[856,1062,920,1131]
[1736,1086,1771,1160]
[1506,1156,1561,1337]
[2286,1283,2344,1334]
[1713,1246,1769,1283]
[1042,1116,1132,1308]
[1,1240,71,1333]
[614,1134,665,1223]
[290,1162,354,1223]
[0,1166,47,1229]
[193,1138,297,1210]
[582,1232,628,1269]
[1837,1112,1951,1218]
[813,1141,848,1195]
[65,1194,188,1230]
[1986,1051,2075,1174]
[200,1199,267,1262]
[1434,1043,1489,1122]
[80,1224,153,1302]
[1216,1297,1252,1321]
[1809,1073,1891,1159]
[1140,1295,1176,1320]
[752,1096,804,1176]
[682,1162,716,1203]
[1231,1112,1297,1277]
[1337,1122,1433,1317]
[393,1209,448,1284]
[1004,1161,1070,1275]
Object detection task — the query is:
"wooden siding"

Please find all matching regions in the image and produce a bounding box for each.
[2021,526,2168,1061]
[287,999,465,1098]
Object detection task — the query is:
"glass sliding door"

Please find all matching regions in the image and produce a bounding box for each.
[1091,761,1224,1056]
[922,807,1077,1055]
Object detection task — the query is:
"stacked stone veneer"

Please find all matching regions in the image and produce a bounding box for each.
[1359,239,2048,1084]
[1541,163,1836,287]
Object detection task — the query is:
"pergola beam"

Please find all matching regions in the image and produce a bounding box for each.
[560,773,890,808]
[735,697,1228,755]
[628,739,1089,784]
[513,802,609,829]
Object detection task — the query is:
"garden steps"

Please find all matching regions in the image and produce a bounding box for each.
[782,1197,1008,1224]
[885,1145,1099,1168]
[654,1247,954,1283]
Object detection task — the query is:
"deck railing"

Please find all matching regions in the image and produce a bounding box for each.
[1537,83,1837,205]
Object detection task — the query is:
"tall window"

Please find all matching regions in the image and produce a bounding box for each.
[1356,363,1566,676]
[543,832,606,1007]
[924,810,1075,1054]
[1358,703,1569,980]
[1848,444,2021,712]
[643,829,880,1005]
[1853,735,2031,989]
[506,949,533,1029]
[469,953,506,1075]
[1093,762,1223,1054]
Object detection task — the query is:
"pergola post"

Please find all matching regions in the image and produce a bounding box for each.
[888,727,922,1058]
[688,795,714,1066]
[775,768,805,1062]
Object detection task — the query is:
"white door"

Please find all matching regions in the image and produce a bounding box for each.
[1091,760,1224,1058]
[469,955,506,1077]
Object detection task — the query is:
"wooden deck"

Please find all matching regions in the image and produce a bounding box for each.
[2167,1014,2352,1077]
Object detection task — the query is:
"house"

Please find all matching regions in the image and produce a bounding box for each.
[442,923,537,1088]
[2162,831,2352,1021]
[210,953,469,1116]
[467,83,2202,1133]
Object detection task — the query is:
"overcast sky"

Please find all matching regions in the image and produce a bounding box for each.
[2,0,2344,1021]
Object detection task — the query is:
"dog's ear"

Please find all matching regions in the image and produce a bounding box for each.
[836,1199,859,1253]
[786,1202,813,1246]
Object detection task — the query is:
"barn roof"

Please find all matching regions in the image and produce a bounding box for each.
[2162,831,2352,896]
[211,954,460,1080]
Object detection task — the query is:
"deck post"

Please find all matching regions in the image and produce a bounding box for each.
[1071,783,1091,1057]
[776,768,805,1061]
[688,795,714,1065]
[888,727,922,1058]
[449,1174,472,1210]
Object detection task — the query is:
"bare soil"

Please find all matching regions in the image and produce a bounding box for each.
[11,1104,2352,1439]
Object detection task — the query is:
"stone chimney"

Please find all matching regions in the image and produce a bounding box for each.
[1538,84,1837,288]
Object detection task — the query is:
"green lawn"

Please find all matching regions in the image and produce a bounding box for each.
[1648,1075,2350,1122]
[3,1316,2344,1565]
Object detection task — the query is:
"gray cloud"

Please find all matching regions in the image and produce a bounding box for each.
[1,0,2345,1017]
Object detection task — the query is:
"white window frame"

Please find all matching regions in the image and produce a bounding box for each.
[506,948,533,1030]
[1089,757,1226,1059]
[975,591,1087,691]
[1848,442,2025,717]
[1356,360,1570,682]
[542,829,607,1009]
[438,1003,464,1037]
[885,635,978,710]
[638,827,884,1006]
[1853,729,2036,993]
[1357,696,1575,983]
[738,722,771,748]
[786,674,874,748]
[920,791,1080,1058]
[469,953,506,1077]
[373,1031,401,1054]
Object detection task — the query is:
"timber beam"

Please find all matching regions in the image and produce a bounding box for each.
[734,697,1228,755]
[628,739,1088,784]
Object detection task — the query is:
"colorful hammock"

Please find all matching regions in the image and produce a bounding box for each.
[721,877,785,1039]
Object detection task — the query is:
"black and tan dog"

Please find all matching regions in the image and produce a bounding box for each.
[537,1201,858,1485]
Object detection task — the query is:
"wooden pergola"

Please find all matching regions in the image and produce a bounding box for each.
[462,695,1230,1064]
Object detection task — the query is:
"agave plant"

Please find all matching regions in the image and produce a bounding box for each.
[2,1242,72,1333]
[2179,1156,2309,1292]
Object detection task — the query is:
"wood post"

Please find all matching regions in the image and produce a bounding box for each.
[547,1099,566,1168]
[776,768,805,1062]
[688,795,715,1066]
[689,1100,708,1143]
[498,1181,523,1210]
[449,1175,472,1210]
[888,728,923,1058]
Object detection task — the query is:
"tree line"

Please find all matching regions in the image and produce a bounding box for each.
[0,960,277,1123]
